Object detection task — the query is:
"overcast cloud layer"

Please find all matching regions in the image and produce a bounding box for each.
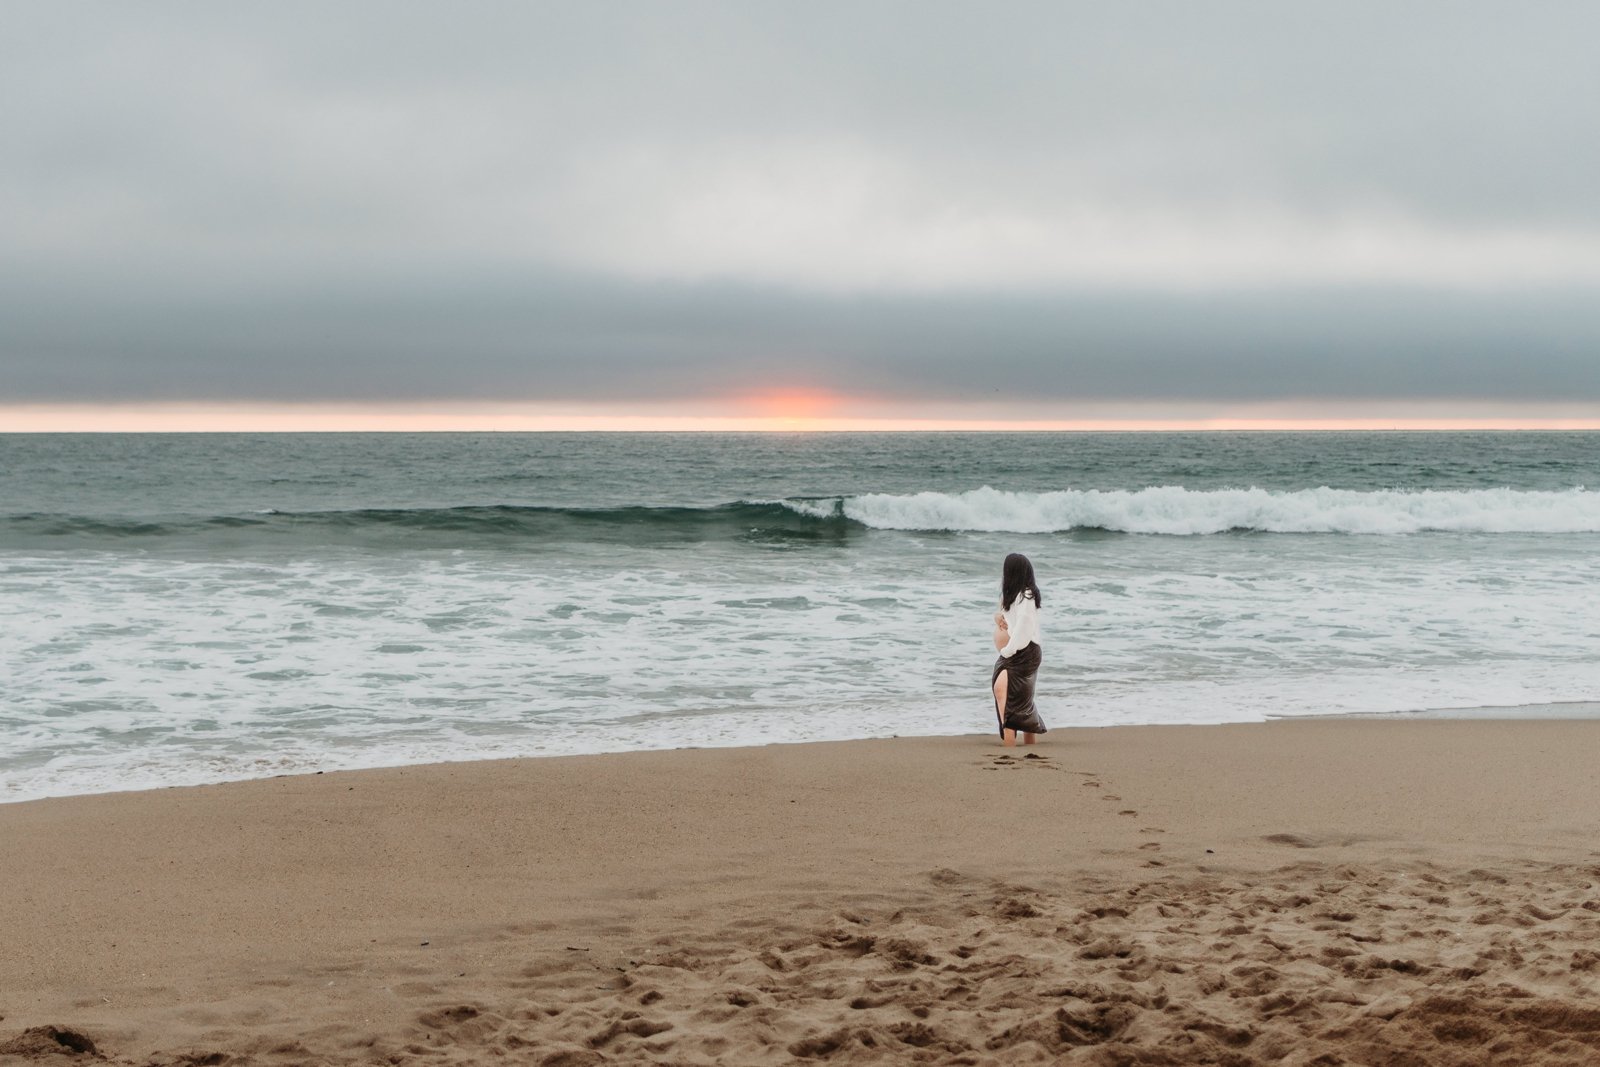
[3,2,1599,407]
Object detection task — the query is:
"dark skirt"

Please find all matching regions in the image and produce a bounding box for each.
[992,642,1046,736]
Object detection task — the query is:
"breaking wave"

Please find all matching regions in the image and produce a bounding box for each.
[3,486,1597,549]
[784,486,1600,535]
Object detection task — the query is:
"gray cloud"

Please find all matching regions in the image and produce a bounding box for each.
[4,273,1597,403]
[2,2,1599,406]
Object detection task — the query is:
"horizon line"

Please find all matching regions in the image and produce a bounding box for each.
[4,401,1600,433]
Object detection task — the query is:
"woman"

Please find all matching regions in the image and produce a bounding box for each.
[991,552,1046,747]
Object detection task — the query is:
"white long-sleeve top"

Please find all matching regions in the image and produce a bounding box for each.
[998,589,1041,658]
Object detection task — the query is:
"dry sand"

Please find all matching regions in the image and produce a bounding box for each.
[2,720,1598,1065]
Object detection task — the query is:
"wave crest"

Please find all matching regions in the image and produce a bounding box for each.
[0,503,854,548]
[786,486,1600,534]
[5,487,1597,547]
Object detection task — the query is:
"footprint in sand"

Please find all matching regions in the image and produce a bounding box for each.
[1118,810,1138,816]
[1140,827,1166,835]
[1139,842,1162,851]
[982,753,1057,771]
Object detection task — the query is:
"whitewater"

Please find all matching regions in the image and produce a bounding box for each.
[2,431,1597,803]
[786,485,1600,534]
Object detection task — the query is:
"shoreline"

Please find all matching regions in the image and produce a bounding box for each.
[9,698,1600,808]
[4,718,1599,1063]
[1320,699,1600,721]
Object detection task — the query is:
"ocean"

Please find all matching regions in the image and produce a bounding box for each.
[2,430,1597,802]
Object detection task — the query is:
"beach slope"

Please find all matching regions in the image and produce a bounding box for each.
[2,720,1598,1064]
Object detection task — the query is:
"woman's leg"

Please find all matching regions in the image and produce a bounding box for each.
[1022,732,1037,745]
[993,670,1016,747]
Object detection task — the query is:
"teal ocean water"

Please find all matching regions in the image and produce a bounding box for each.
[2,431,1597,801]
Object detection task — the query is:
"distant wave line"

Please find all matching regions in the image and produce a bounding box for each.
[0,503,852,545]
[2,486,1598,543]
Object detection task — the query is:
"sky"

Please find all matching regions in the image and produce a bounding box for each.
[3,2,1599,430]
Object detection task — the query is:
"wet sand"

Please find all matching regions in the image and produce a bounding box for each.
[2,719,1599,1065]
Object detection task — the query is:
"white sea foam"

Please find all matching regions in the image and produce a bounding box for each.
[4,527,1600,803]
[785,486,1600,534]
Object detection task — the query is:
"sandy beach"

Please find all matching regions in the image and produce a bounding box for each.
[3,719,1599,1065]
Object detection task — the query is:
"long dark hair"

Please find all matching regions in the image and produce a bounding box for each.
[1001,552,1042,610]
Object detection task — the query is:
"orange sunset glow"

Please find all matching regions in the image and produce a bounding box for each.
[744,389,846,422]
[4,400,1599,433]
